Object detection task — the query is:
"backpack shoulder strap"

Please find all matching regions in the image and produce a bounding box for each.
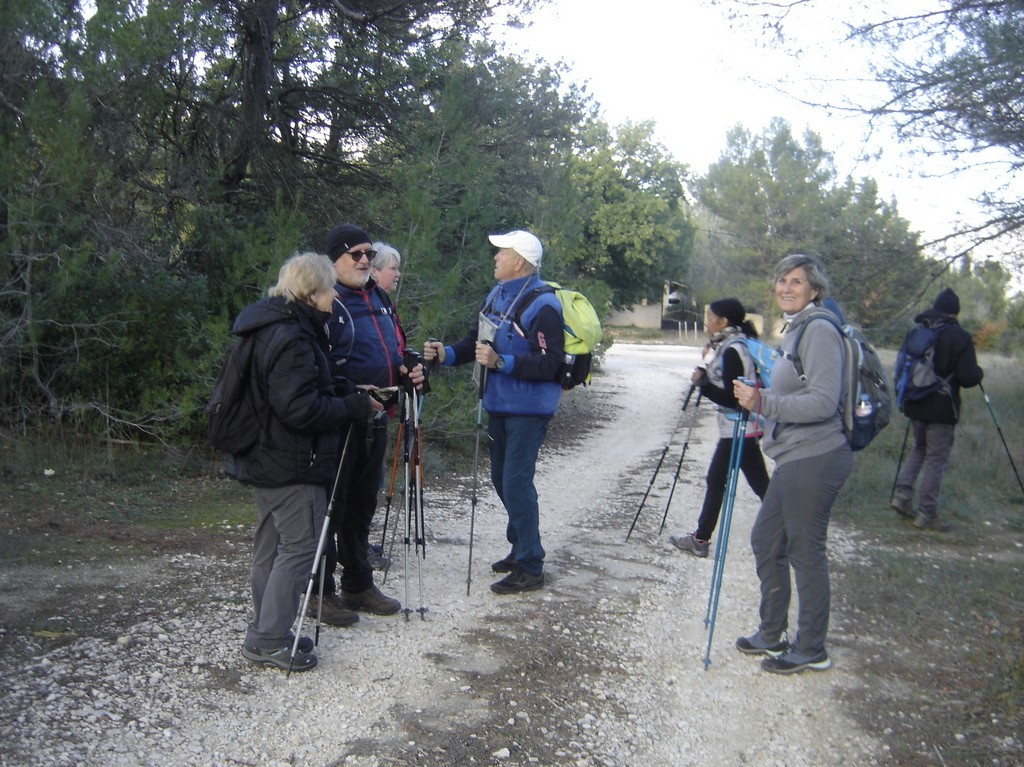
[509,284,557,329]
[784,309,842,382]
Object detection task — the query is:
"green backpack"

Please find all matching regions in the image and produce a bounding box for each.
[512,282,602,389]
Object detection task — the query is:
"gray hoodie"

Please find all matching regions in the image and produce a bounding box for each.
[758,304,848,465]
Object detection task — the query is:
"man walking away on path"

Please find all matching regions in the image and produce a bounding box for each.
[891,288,984,532]
[423,229,563,595]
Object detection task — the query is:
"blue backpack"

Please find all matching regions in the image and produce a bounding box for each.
[744,338,781,389]
[893,324,951,411]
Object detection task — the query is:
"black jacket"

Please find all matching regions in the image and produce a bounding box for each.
[901,309,984,425]
[226,296,373,487]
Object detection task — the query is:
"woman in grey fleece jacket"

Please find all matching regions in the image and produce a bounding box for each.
[732,254,853,675]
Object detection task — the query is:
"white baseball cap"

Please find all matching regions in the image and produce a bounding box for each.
[488,230,543,269]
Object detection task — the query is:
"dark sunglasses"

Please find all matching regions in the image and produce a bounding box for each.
[346,249,377,262]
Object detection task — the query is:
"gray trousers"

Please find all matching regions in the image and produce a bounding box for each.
[894,420,955,519]
[245,484,325,649]
[750,446,852,656]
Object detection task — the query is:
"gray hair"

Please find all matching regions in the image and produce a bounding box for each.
[773,253,830,302]
[371,242,401,270]
[268,251,335,302]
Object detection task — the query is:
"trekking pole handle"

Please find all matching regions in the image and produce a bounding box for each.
[735,377,761,418]
[426,338,442,375]
[477,340,495,398]
[403,348,430,394]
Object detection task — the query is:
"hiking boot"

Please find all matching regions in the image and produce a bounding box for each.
[490,567,545,595]
[341,584,401,615]
[913,514,952,533]
[890,498,914,519]
[491,550,516,573]
[241,643,318,672]
[307,593,360,626]
[669,533,709,558]
[735,631,789,656]
[761,648,831,674]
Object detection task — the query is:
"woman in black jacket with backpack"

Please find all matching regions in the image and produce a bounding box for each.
[228,252,380,672]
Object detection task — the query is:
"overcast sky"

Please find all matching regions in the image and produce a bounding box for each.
[493,0,1018,262]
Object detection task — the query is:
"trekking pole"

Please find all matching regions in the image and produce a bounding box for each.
[401,385,413,618]
[379,418,404,584]
[466,359,489,596]
[626,383,696,542]
[703,411,747,670]
[658,391,704,534]
[315,557,326,646]
[410,387,428,619]
[380,419,403,549]
[979,383,1024,497]
[890,418,911,503]
[289,425,353,676]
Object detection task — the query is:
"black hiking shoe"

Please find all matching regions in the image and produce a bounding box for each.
[491,551,516,573]
[241,643,317,672]
[735,631,789,656]
[913,514,952,533]
[669,533,709,558]
[341,584,402,615]
[761,648,831,674]
[307,593,360,626]
[490,567,544,595]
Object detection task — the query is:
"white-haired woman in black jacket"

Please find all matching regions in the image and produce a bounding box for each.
[228,252,381,672]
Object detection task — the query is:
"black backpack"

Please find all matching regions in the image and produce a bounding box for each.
[893,324,951,411]
[206,334,261,454]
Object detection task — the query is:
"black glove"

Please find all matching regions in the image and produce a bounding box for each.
[343,391,373,421]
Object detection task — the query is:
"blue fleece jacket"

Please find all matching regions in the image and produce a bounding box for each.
[444,274,564,417]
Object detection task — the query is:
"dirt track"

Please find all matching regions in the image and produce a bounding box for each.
[0,343,884,766]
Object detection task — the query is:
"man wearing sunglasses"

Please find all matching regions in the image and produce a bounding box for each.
[312,222,424,624]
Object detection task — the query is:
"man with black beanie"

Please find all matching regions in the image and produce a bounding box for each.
[891,288,984,532]
[311,222,424,623]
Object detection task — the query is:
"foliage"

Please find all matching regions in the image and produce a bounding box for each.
[692,119,931,343]
[0,1,696,445]
[567,121,695,309]
[857,1,1024,247]
[736,1,1024,270]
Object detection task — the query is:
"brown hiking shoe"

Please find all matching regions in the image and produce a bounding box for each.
[890,498,914,519]
[341,584,401,615]
[307,593,360,626]
[913,514,952,533]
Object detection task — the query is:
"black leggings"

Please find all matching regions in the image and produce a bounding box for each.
[694,436,770,541]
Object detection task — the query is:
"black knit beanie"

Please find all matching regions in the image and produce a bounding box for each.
[325,223,372,262]
[933,288,960,316]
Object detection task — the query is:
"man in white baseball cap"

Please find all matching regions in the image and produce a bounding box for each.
[487,230,543,270]
[423,228,562,595]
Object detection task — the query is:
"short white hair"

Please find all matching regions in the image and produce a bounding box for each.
[371,242,401,270]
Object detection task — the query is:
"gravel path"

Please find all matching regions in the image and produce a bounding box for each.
[0,343,884,766]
